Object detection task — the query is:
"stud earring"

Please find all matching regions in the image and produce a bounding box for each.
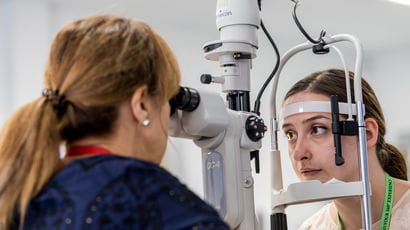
[142,119,150,127]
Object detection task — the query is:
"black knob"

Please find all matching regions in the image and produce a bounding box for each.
[312,42,329,55]
[200,74,212,84]
[245,116,267,142]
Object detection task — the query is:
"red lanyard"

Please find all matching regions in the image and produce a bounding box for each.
[66,146,112,157]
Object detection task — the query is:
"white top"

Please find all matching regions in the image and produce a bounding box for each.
[299,190,410,230]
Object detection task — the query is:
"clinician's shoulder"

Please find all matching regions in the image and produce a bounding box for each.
[63,154,178,183]
[66,155,228,229]
[298,203,338,230]
[89,155,230,229]
[67,154,193,197]
[118,156,230,229]
[24,155,167,229]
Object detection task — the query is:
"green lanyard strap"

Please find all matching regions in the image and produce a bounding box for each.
[337,174,394,230]
[380,174,394,230]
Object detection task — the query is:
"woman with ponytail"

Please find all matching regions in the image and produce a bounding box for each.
[0,15,229,230]
[281,69,409,229]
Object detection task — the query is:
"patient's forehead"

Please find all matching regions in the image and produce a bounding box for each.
[284,91,329,106]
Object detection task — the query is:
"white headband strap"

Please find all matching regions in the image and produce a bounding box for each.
[280,101,358,119]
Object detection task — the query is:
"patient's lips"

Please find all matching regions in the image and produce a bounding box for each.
[300,168,322,178]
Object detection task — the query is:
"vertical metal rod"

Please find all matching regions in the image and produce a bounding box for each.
[356,102,372,230]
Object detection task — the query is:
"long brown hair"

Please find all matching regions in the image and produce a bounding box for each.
[0,15,180,229]
[284,69,407,180]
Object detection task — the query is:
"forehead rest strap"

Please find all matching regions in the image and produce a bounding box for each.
[281,101,357,119]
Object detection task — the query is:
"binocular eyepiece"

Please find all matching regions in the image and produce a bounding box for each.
[169,87,200,116]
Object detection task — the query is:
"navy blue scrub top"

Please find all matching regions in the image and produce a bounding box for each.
[23,155,229,230]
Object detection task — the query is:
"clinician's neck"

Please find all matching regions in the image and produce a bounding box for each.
[333,156,385,229]
[67,135,129,157]
[64,102,164,165]
[65,127,161,164]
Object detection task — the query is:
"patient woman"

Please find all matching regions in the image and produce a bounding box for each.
[281,69,409,229]
[0,15,229,229]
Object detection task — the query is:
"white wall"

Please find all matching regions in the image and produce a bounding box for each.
[0,0,14,123]
[1,0,409,229]
[0,0,50,123]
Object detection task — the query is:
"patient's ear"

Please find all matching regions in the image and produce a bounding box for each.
[365,118,378,148]
[129,86,149,124]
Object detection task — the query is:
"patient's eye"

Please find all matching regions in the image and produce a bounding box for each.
[285,130,297,142]
[312,126,327,135]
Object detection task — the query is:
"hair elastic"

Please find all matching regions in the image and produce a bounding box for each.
[42,88,70,118]
[42,88,60,100]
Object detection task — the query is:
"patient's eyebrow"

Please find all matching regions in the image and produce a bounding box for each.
[303,115,330,124]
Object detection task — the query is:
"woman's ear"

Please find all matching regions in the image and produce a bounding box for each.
[129,86,150,124]
[365,117,378,148]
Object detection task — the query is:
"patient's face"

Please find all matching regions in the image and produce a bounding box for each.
[282,91,359,183]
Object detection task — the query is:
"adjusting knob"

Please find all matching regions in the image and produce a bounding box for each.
[245,116,267,142]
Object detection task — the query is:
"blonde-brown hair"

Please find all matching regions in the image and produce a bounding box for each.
[0,14,180,228]
[285,69,407,180]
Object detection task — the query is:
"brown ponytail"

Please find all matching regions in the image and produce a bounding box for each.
[377,141,407,180]
[285,69,407,180]
[0,99,62,228]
